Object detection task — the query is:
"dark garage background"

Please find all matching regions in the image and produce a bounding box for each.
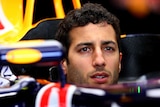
[30,0,160,35]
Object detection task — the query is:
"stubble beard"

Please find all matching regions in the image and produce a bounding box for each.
[66,65,89,85]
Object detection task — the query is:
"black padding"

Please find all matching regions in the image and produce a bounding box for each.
[22,19,63,40]
[120,34,160,80]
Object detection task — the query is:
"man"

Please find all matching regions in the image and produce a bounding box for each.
[55,3,122,87]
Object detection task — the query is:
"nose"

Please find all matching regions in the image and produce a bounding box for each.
[92,48,106,67]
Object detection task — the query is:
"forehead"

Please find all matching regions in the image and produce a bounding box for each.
[69,22,117,45]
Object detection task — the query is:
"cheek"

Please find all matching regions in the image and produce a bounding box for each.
[106,56,120,68]
[70,57,89,71]
[69,51,91,67]
[69,55,91,74]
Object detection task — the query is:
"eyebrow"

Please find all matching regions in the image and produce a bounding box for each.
[76,41,116,47]
[102,41,116,45]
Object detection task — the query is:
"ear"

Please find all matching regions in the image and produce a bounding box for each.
[61,59,68,74]
[119,52,123,73]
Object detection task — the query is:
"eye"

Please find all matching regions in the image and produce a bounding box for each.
[104,46,114,52]
[79,47,91,53]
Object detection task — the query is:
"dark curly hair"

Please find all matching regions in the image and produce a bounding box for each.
[55,3,121,60]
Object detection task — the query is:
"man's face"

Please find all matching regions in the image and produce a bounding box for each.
[62,22,122,87]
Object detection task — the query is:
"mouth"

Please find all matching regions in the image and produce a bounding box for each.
[90,72,109,84]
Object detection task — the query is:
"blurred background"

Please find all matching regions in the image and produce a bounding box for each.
[32,0,160,35]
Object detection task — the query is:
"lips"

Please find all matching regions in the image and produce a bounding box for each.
[90,72,109,84]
